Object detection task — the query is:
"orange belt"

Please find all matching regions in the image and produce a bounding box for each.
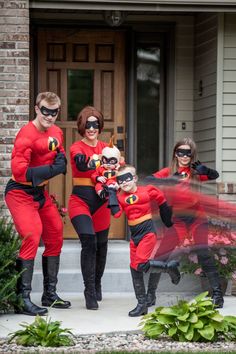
[128,213,152,226]
[11,176,48,187]
[73,177,95,187]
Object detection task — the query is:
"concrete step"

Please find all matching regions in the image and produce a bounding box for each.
[34,240,130,270]
[32,240,203,294]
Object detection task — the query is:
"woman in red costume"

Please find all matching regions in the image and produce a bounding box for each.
[5,92,71,316]
[108,165,180,317]
[68,106,110,310]
[149,137,224,308]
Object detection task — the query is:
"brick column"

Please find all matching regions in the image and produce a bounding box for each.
[0,0,30,212]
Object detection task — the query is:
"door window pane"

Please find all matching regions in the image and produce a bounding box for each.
[136,46,160,177]
[67,69,94,121]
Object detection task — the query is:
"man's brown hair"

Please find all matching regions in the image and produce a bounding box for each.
[36,92,61,107]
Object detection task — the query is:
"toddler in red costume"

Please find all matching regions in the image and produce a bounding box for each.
[108,164,180,317]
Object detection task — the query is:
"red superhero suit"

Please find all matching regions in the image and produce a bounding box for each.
[91,166,118,195]
[5,121,66,260]
[68,140,110,235]
[111,185,169,270]
[153,166,213,246]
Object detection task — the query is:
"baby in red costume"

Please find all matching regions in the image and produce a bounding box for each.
[91,138,124,199]
[5,92,70,316]
[108,164,180,317]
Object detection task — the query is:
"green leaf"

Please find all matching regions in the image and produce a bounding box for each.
[156,314,174,324]
[177,321,190,333]
[168,326,177,337]
[159,307,179,316]
[193,319,204,329]
[198,324,215,341]
[210,312,224,322]
[188,312,198,323]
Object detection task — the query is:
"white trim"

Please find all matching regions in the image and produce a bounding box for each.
[216,13,224,182]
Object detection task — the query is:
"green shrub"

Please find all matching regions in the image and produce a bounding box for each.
[8,314,75,347]
[140,292,236,342]
[0,214,21,313]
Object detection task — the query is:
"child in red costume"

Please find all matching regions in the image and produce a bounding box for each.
[150,137,224,308]
[108,165,180,317]
[91,140,124,199]
[5,92,71,316]
[68,106,110,311]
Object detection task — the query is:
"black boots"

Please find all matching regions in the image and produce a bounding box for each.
[41,256,71,309]
[95,231,108,301]
[15,258,48,316]
[148,259,181,285]
[129,268,148,317]
[80,234,98,310]
[146,273,161,307]
[197,248,224,308]
[205,271,224,308]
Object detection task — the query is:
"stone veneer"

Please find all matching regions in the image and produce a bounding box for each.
[0,0,29,214]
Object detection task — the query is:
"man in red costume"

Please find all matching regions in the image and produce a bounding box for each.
[108,165,180,317]
[5,92,71,316]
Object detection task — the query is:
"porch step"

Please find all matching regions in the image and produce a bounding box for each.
[32,240,202,294]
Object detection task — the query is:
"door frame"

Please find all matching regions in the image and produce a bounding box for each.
[126,23,175,169]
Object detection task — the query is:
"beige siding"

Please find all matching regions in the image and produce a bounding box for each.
[175,16,194,142]
[222,13,236,181]
[193,13,218,167]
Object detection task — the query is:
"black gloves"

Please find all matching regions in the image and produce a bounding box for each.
[26,152,67,187]
[74,154,93,172]
[159,202,173,228]
[107,188,120,215]
[191,160,219,180]
[144,175,180,186]
[98,185,109,200]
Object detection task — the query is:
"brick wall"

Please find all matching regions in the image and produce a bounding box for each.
[0,0,30,213]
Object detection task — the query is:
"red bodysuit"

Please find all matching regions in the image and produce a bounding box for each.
[153,166,212,258]
[112,185,166,270]
[91,166,118,195]
[68,140,110,234]
[5,121,65,260]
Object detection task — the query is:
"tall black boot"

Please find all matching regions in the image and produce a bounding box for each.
[95,230,108,301]
[146,273,161,307]
[41,256,71,309]
[15,258,48,316]
[148,259,181,285]
[129,267,148,317]
[205,271,224,308]
[197,248,224,308]
[80,234,98,310]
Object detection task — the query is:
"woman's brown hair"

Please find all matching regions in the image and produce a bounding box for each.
[77,106,104,136]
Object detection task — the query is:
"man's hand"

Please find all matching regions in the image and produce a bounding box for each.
[97,176,107,183]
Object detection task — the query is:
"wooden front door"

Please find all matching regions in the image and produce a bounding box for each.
[37,28,126,239]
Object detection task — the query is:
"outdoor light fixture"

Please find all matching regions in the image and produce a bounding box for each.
[104,10,126,27]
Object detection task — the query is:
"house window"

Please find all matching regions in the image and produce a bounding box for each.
[136,45,161,176]
[67,69,94,121]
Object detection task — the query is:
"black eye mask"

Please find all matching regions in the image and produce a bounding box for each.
[117,172,134,185]
[85,121,100,130]
[102,156,118,165]
[39,106,59,117]
[176,149,192,158]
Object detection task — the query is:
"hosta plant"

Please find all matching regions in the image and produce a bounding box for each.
[8,314,75,347]
[140,292,236,342]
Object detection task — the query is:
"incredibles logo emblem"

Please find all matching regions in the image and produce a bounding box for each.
[125,194,138,205]
[48,137,59,151]
[104,171,116,179]
[180,172,189,179]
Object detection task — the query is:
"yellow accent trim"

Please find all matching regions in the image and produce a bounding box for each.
[11,176,48,187]
[128,213,152,226]
[73,177,95,187]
